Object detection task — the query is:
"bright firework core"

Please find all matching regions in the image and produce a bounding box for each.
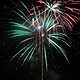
[36,25,42,31]
[36,25,45,38]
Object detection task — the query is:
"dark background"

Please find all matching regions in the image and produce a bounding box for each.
[0,0,80,80]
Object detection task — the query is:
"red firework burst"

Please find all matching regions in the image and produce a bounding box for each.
[35,0,80,31]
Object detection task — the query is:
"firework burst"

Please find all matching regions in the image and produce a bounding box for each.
[8,1,70,67]
[36,0,80,30]
[8,1,71,80]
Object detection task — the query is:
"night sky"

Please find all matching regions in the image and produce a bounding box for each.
[0,0,80,80]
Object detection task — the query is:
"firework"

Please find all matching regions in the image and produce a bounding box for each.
[37,0,80,30]
[8,1,70,66]
[8,1,71,80]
